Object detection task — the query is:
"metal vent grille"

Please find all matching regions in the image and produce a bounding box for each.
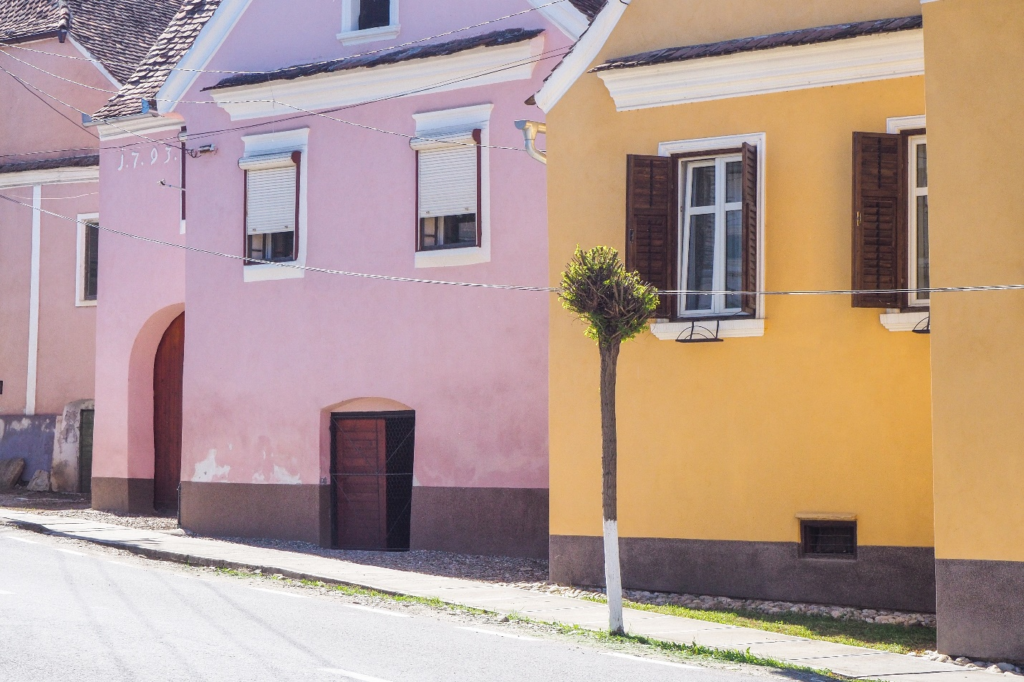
[801,521,857,558]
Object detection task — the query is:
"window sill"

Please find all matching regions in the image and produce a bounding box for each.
[243,263,305,282]
[336,25,400,45]
[879,310,929,333]
[75,299,97,308]
[414,246,489,269]
[650,318,764,341]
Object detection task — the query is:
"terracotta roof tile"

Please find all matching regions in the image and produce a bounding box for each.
[567,0,605,22]
[92,0,220,121]
[0,0,183,83]
[206,27,545,92]
[591,15,923,73]
[0,153,98,175]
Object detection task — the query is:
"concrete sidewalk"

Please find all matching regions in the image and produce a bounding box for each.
[0,509,983,682]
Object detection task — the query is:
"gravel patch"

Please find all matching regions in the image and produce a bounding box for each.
[910,651,1024,675]
[0,496,937,630]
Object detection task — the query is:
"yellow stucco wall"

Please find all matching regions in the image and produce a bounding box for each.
[548,0,933,548]
[924,0,1024,563]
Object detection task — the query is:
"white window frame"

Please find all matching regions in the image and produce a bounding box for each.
[879,115,930,332]
[648,133,766,341]
[338,0,400,45]
[75,213,99,307]
[678,154,745,318]
[412,104,492,269]
[239,128,309,283]
[907,134,928,308]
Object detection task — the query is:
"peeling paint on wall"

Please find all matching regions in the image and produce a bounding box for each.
[272,465,301,485]
[193,449,230,482]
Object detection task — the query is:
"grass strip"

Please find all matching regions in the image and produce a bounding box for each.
[217,568,854,680]
[574,595,935,654]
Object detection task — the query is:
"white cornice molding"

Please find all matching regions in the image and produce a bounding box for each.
[597,29,924,112]
[533,0,629,113]
[97,113,185,141]
[0,166,99,189]
[157,0,255,115]
[210,35,544,121]
[528,0,588,40]
[67,36,121,88]
[887,114,926,133]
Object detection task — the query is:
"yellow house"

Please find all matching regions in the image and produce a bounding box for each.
[533,0,1023,660]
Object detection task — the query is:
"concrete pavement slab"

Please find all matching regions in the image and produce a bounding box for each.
[0,509,986,682]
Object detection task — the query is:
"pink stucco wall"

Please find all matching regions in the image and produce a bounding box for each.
[93,0,567,492]
[0,38,110,417]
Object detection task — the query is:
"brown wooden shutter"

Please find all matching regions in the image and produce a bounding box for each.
[852,133,904,308]
[626,155,674,317]
[740,143,759,315]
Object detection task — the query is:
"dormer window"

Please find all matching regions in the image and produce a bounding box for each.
[338,0,400,45]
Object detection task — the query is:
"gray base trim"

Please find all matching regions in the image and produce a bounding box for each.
[410,487,549,559]
[92,477,154,514]
[180,482,329,546]
[551,535,935,612]
[937,559,1024,661]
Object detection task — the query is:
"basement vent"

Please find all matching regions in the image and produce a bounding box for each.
[801,521,857,558]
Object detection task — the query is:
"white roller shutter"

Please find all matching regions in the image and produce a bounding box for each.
[411,130,478,219]
[240,152,298,235]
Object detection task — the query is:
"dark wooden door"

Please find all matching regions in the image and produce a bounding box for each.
[153,313,184,510]
[78,409,94,494]
[333,418,388,549]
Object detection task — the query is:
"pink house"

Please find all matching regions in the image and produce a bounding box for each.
[0,1,179,492]
[89,0,597,557]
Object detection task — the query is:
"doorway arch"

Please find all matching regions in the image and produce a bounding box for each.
[153,312,184,511]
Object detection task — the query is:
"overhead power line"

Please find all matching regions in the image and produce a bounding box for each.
[2,191,1024,300]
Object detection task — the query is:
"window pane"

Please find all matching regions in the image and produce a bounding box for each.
[269,231,294,261]
[916,143,928,189]
[725,210,742,309]
[690,166,715,207]
[419,217,439,249]
[358,0,390,29]
[917,195,929,300]
[443,214,477,246]
[725,161,742,204]
[247,233,265,261]
[85,223,99,301]
[685,213,715,310]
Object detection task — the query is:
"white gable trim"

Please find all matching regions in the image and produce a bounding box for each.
[597,29,924,112]
[0,166,99,190]
[156,0,255,115]
[533,0,630,113]
[67,36,121,87]
[97,113,185,141]
[528,0,588,40]
[210,36,543,121]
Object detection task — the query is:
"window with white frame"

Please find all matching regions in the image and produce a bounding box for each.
[907,134,929,307]
[240,151,300,264]
[339,0,399,43]
[411,129,481,251]
[76,214,99,306]
[680,154,746,315]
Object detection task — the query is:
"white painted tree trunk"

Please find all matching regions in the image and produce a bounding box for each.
[603,518,624,634]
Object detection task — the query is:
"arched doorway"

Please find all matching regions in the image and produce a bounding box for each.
[153,312,184,511]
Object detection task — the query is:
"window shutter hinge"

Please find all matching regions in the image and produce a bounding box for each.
[856,211,862,227]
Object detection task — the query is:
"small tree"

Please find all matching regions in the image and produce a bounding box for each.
[559,246,659,635]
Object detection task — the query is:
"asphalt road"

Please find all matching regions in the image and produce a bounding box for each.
[0,528,769,682]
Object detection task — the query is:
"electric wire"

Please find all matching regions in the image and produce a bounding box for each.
[2,190,1024,300]
[0,192,559,293]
